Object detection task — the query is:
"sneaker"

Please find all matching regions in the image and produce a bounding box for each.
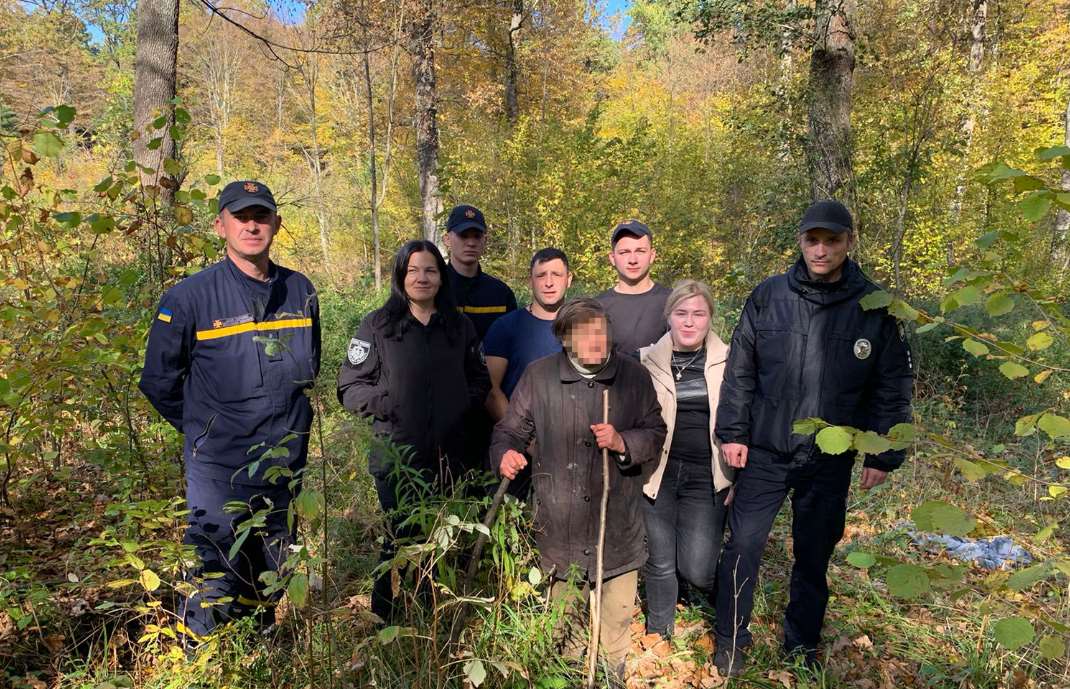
[714,645,747,677]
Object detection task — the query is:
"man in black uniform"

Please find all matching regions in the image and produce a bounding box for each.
[443,204,517,472]
[596,219,671,358]
[140,180,320,639]
[713,200,913,675]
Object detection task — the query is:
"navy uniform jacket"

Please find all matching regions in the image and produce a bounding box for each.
[139,257,321,486]
[446,263,517,341]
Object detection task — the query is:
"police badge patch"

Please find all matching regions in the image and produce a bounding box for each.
[348,338,371,365]
[853,338,872,360]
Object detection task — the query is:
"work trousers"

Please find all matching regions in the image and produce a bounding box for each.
[548,569,638,678]
[181,474,296,638]
[715,449,852,653]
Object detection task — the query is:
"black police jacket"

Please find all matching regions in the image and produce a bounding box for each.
[715,257,913,471]
[336,307,491,478]
[139,257,321,486]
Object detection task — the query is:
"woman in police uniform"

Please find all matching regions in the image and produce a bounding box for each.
[337,239,490,619]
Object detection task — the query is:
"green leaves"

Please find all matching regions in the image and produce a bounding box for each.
[464,659,487,687]
[853,431,892,455]
[1038,414,1070,440]
[984,292,1014,317]
[1026,331,1053,351]
[859,290,893,311]
[992,617,1034,651]
[815,426,853,455]
[885,563,929,598]
[139,569,161,592]
[1038,635,1066,660]
[1007,562,1054,592]
[287,572,309,607]
[846,551,876,569]
[998,362,1029,380]
[32,131,64,158]
[911,500,975,537]
[962,339,989,357]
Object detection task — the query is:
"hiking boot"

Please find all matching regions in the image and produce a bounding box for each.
[714,645,748,677]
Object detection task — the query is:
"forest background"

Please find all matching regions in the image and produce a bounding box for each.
[1,0,1069,687]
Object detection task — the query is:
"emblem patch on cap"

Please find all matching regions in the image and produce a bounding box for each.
[348,338,371,365]
[243,182,259,193]
[465,208,476,218]
[853,338,872,360]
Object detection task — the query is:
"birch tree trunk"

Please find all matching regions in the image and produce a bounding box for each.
[410,0,441,242]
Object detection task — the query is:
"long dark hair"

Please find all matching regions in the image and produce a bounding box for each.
[379,239,462,340]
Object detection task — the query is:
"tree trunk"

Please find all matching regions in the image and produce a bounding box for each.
[410,0,441,242]
[504,0,523,126]
[947,0,988,265]
[363,40,382,291]
[1054,94,1070,271]
[133,0,179,203]
[806,0,856,203]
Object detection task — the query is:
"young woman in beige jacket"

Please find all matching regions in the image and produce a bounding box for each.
[638,280,735,639]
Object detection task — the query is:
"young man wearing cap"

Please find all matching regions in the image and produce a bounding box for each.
[443,204,518,473]
[712,200,913,676]
[443,204,518,341]
[597,219,672,357]
[140,180,321,641]
[482,247,572,497]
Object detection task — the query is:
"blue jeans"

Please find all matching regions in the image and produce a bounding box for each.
[642,459,728,636]
[715,449,853,653]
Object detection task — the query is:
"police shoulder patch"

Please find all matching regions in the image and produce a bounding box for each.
[348,338,371,365]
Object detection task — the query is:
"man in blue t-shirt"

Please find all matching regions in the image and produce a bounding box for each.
[483,248,572,496]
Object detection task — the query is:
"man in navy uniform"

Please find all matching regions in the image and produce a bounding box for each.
[140,180,320,639]
[443,204,517,472]
[443,204,517,340]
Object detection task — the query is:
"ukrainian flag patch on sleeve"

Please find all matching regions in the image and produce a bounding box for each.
[157,307,173,324]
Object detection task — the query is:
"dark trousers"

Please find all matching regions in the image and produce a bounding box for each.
[371,467,442,620]
[642,459,728,636]
[182,475,295,638]
[715,450,852,653]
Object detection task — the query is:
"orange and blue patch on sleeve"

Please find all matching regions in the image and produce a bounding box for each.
[157,307,173,324]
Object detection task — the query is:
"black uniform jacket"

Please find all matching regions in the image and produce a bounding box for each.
[336,307,491,477]
[139,257,321,486]
[716,257,913,471]
[490,352,667,580]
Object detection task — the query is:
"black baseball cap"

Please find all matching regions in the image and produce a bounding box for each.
[446,204,487,234]
[610,219,652,246]
[218,180,277,214]
[799,200,853,234]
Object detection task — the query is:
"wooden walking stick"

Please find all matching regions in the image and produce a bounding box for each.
[586,389,610,688]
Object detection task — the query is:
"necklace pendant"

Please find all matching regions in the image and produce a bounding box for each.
[675,371,682,380]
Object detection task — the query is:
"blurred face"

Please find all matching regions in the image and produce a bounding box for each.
[530,258,573,311]
[444,228,487,268]
[668,295,711,351]
[404,249,441,305]
[214,206,280,262]
[565,317,610,367]
[799,228,854,281]
[608,234,655,285]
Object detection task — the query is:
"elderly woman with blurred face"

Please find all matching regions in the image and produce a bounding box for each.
[638,280,734,639]
[491,298,666,680]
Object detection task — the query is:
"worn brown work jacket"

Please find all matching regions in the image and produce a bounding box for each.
[490,351,666,580]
